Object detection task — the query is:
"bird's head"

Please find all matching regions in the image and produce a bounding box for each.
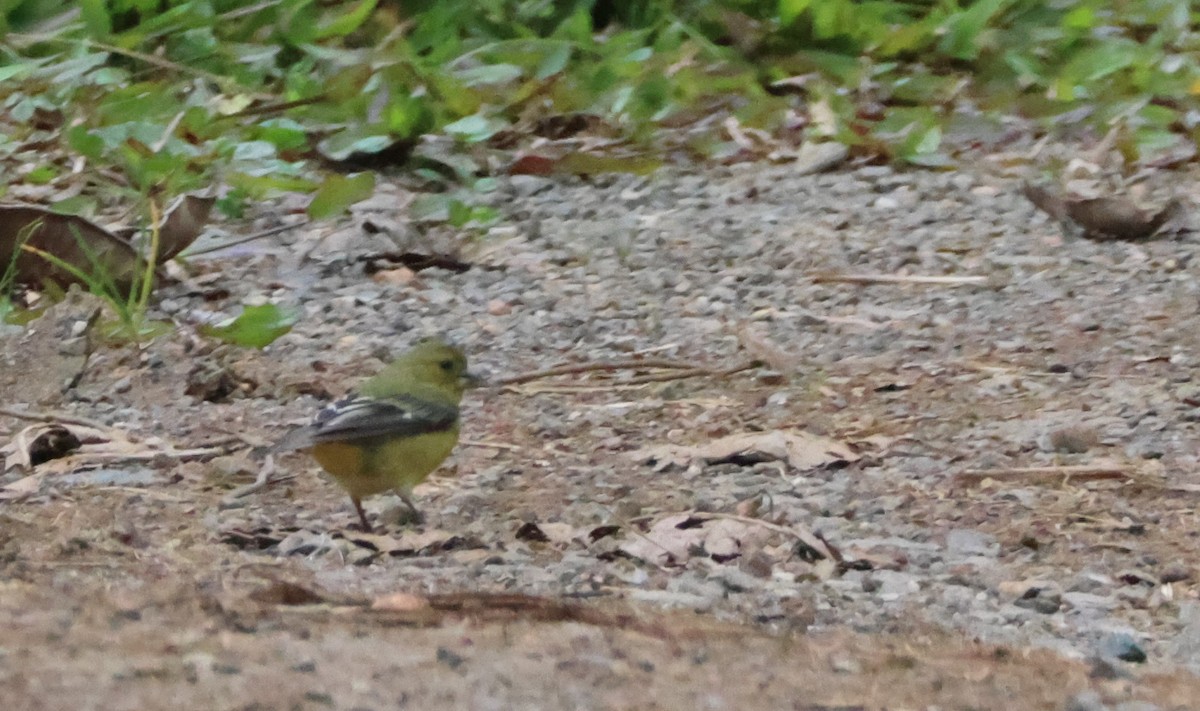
[385,337,480,397]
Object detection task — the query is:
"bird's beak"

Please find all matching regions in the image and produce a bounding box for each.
[461,371,485,389]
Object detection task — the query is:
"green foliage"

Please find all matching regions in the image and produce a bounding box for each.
[20,222,166,342]
[1,0,1197,211]
[3,0,1195,352]
[307,173,376,219]
[200,303,297,349]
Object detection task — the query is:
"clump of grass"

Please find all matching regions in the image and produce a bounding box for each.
[20,204,169,343]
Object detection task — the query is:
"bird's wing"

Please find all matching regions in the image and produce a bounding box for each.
[304,392,460,444]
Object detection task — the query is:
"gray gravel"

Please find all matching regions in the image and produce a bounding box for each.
[184,160,1200,679]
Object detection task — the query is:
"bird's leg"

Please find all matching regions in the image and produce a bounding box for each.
[398,491,425,525]
[351,496,373,533]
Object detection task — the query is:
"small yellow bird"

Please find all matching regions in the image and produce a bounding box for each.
[275,338,478,532]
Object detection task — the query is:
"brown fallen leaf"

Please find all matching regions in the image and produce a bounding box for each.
[618,513,769,566]
[1022,182,1188,241]
[617,511,836,573]
[1,421,116,472]
[155,193,216,261]
[632,429,860,472]
[514,521,578,546]
[0,195,215,289]
[14,424,81,467]
[1021,182,1070,224]
[0,419,225,498]
[361,251,472,274]
[0,203,141,288]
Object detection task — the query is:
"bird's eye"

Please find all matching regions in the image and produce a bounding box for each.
[438,359,454,371]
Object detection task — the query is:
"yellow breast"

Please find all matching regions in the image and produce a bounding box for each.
[311,428,460,499]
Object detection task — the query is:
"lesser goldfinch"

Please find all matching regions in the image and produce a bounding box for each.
[275,338,478,532]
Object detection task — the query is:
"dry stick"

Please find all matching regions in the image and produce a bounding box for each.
[0,405,112,432]
[184,221,309,257]
[226,455,285,501]
[151,111,186,153]
[8,33,238,92]
[956,466,1129,484]
[503,383,654,395]
[90,486,185,502]
[56,447,225,463]
[494,358,705,386]
[626,359,760,385]
[812,273,990,286]
[1,450,222,497]
[495,357,760,387]
[459,439,524,451]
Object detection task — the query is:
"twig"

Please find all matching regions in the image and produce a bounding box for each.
[459,439,523,451]
[505,384,650,394]
[183,221,309,257]
[623,367,710,384]
[150,111,186,153]
[225,455,287,500]
[89,486,184,502]
[495,358,705,386]
[626,359,760,384]
[956,466,1129,484]
[812,273,990,286]
[495,357,760,387]
[0,405,111,431]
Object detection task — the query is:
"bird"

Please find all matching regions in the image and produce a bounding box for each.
[274,338,478,532]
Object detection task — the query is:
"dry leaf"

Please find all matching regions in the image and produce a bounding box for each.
[0,419,209,496]
[619,514,770,566]
[633,429,859,472]
[1,422,111,473]
[1022,182,1187,241]
[514,521,578,546]
[0,203,141,287]
[155,194,216,261]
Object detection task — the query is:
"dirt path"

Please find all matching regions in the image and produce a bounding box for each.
[3,163,1200,710]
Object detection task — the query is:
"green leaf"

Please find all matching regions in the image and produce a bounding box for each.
[232,141,278,162]
[1062,5,1096,30]
[79,0,113,38]
[201,304,298,349]
[447,199,472,226]
[443,114,506,142]
[255,119,309,152]
[455,64,523,87]
[939,0,1009,61]
[66,127,105,160]
[536,43,572,79]
[316,0,378,39]
[318,134,395,161]
[1055,42,1139,99]
[778,0,813,27]
[308,173,376,219]
[25,165,57,185]
[228,172,319,198]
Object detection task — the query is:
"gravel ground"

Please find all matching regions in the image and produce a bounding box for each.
[4,158,1200,710]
